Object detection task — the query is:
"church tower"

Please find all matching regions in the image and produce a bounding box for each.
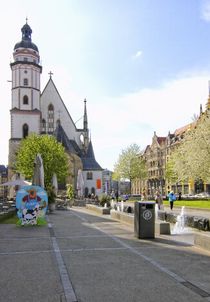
[9,20,42,171]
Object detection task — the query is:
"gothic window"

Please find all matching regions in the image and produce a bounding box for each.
[85,187,89,198]
[23,95,28,105]
[42,119,46,133]
[23,78,28,86]
[22,123,29,138]
[87,172,93,180]
[48,104,54,133]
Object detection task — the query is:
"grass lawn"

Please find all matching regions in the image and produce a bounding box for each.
[163,199,210,209]
[0,215,47,225]
[0,215,19,224]
[128,198,210,209]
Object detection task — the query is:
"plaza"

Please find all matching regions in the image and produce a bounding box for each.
[0,206,210,302]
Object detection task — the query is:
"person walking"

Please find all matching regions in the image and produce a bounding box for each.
[168,190,176,210]
[155,190,163,210]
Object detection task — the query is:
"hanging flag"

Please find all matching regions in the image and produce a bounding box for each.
[96,179,101,189]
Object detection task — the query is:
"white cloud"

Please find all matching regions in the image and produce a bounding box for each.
[133,50,143,59]
[88,73,210,170]
[200,0,210,22]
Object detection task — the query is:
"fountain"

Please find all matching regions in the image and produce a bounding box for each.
[121,200,124,212]
[155,203,159,220]
[172,206,187,234]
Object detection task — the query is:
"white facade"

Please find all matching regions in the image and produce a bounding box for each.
[83,170,103,196]
[40,79,83,148]
[9,21,103,196]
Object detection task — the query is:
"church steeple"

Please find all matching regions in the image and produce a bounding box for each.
[10,20,42,138]
[83,98,88,130]
[83,99,89,151]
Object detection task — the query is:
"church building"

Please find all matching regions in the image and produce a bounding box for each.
[8,20,103,197]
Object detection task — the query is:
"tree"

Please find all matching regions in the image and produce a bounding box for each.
[113,143,146,192]
[15,134,68,188]
[170,112,210,183]
[165,158,177,184]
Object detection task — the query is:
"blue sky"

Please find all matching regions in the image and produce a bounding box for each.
[1,0,210,170]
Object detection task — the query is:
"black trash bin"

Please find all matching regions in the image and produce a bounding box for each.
[134,201,155,239]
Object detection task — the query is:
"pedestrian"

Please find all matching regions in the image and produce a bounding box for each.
[168,190,176,210]
[155,190,163,210]
[115,191,119,202]
[178,192,182,200]
[141,189,147,201]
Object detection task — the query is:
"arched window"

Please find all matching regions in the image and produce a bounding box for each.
[23,95,28,105]
[91,187,95,195]
[23,78,28,86]
[48,104,54,133]
[85,187,89,198]
[22,123,29,138]
[42,119,46,133]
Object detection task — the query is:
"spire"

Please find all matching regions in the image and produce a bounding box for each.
[82,98,89,152]
[83,98,88,130]
[21,21,32,42]
[14,20,38,52]
[200,104,203,115]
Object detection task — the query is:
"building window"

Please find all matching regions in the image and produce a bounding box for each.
[48,104,54,133]
[23,78,28,86]
[23,95,28,105]
[42,119,46,133]
[23,123,29,138]
[85,187,89,198]
[87,172,93,180]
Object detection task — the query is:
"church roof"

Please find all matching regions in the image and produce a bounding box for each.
[14,22,38,52]
[54,123,80,155]
[54,123,102,170]
[81,141,103,171]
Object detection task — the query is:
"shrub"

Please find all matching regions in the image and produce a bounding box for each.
[99,194,111,207]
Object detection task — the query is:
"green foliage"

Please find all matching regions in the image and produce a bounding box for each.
[171,113,210,183]
[163,199,210,208]
[99,194,111,207]
[113,143,146,181]
[15,134,68,188]
[66,184,74,200]
[46,185,56,204]
[165,158,178,183]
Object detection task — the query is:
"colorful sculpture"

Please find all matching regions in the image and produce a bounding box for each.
[16,185,48,226]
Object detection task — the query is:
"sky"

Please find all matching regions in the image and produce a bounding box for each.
[1,0,210,171]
